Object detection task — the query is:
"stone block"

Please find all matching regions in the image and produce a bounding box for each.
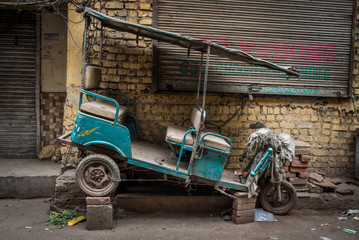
[232,209,255,217]
[86,197,111,205]
[87,204,113,230]
[294,140,311,149]
[232,202,256,211]
[232,215,254,224]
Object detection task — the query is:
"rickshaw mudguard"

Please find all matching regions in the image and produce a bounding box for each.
[71,112,132,158]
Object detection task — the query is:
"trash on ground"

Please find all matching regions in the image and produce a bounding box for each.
[337,217,347,220]
[344,209,359,217]
[46,210,79,229]
[270,237,278,239]
[68,215,86,226]
[25,226,32,229]
[319,237,332,240]
[220,208,233,221]
[255,208,278,222]
[342,228,357,234]
[353,216,359,221]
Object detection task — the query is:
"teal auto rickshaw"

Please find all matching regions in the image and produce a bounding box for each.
[59,7,300,215]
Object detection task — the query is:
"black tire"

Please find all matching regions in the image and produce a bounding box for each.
[76,154,120,197]
[259,181,297,215]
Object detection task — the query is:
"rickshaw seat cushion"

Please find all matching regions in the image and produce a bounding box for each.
[166,124,194,145]
[80,99,128,123]
[191,106,205,131]
[84,64,102,90]
[202,130,230,153]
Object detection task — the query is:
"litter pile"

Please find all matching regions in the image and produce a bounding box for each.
[308,172,355,195]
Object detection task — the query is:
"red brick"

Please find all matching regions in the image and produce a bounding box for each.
[232,209,255,217]
[298,172,308,179]
[232,202,256,211]
[284,166,289,172]
[290,166,308,172]
[290,160,309,168]
[232,215,254,224]
[293,156,300,161]
[293,184,308,190]
[286,172,297,178]
[295,148,311,155]
[289,177,308,185]
[294,140,311,149]
[300,155,311,163]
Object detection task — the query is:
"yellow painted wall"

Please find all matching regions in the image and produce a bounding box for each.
[64,0,359,176]
[63,4,85,132]
[41,10,67,93]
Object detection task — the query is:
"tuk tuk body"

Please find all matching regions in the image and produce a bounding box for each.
[59,7,300,214]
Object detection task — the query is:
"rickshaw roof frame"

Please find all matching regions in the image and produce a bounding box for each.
[82,7,300,77]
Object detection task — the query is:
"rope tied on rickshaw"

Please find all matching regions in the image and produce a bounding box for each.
[245,127,295,198]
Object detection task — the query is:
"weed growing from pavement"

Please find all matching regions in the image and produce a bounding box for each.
[46,210,79,229]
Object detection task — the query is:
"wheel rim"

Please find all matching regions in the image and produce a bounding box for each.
[263,184,293,209]
[79,160,115,195]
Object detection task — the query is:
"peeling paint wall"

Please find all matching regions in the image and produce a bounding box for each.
[64,0,359,176]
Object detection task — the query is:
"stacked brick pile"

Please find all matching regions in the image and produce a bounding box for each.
[284,140,311,191]
[232,192,256,224]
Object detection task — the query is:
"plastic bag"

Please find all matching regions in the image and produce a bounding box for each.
[254,208,278,222]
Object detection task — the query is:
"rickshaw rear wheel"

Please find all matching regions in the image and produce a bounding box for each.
[76,154,120,197]
[259,181,297,215]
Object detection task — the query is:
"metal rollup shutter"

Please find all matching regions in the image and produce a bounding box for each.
[0,10,38,159]
[154,0,356,97]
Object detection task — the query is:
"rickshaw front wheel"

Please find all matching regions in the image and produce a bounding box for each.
[259,181,297,215]
[76,154,120,197]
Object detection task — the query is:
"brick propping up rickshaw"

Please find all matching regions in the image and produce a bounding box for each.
[58,7,301,215]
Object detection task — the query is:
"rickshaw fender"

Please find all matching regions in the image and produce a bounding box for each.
[83,141,130,158]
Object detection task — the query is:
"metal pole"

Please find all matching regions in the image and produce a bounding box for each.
[196,52,203,106]
[81,16,89,90]
[201,45,211,123]
[99,24,103,66]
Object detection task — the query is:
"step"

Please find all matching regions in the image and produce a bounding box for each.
[0,159,61,198]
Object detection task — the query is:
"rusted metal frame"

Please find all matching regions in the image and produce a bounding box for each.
[99,24,103,66]
[152,0,159,91]
[35,13,41,154]
[196,52,204,105]
[349,0,358,97]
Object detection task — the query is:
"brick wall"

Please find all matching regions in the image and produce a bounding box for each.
[66,0,359,176]
[41,92,66,147]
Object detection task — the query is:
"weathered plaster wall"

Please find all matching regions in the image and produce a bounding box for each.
[63,4,85,133]
[41,10,67,92]
[64,0,359,176]
[40,10,67,147]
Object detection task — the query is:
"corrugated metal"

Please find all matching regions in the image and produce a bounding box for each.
[0,10,38,158]
[155,0,355,97]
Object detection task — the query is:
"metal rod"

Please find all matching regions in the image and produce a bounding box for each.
[196,52,203,106]
[201,45,211,123]
[99,24,103,66]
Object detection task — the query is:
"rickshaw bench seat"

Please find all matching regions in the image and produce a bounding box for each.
[80,99,128,123]
[166,125,230,153]
[201,130,231,153]
[166,124,194,146]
